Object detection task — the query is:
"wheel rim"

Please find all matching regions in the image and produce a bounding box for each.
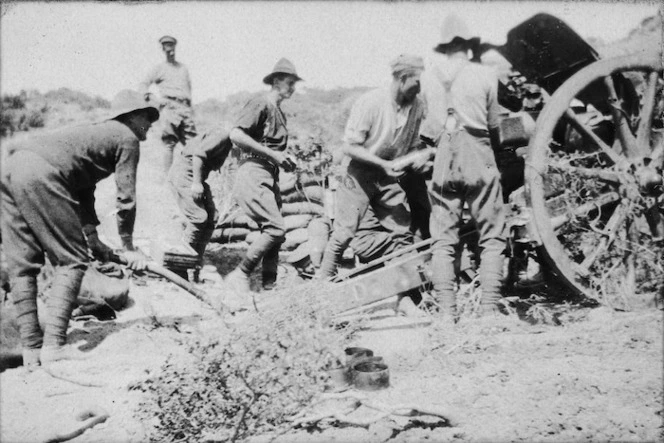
[525,51,664,308]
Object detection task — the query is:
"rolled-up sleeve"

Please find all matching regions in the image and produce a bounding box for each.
[343,96,374,146]
[234,98,266,140]
[114,138,140,239]
[194,126,232,171]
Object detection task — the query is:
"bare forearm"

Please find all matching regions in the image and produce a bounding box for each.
[230,128,280,164]
[343,144,390,170]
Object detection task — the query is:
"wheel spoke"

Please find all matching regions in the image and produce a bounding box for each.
[563,108,628,168]
[603,75,639,158]
[551,191,620,230]
[550,161,622,184]
[578,201,629,272]
[623,219,638,298]
[636,71,659,156]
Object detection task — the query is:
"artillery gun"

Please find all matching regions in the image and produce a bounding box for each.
[331,13,663,317]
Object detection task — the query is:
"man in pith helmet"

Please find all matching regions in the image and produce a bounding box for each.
[421,14,507,323]
[1,90,157,369]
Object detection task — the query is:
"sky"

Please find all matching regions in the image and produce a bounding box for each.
[1,1,660,103]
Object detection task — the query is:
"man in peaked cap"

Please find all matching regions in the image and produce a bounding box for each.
[222,58,301,309]
[318,54,428,280]
[139,35,197,178]
[1,90,157,370]
[421,14,508,324]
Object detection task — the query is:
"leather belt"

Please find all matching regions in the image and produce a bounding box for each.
[464,126,490,138]
[240,152,280,174]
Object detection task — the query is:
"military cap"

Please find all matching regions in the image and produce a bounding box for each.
[159,35,177,45]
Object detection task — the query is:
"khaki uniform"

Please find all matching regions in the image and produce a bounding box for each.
[232,94,289,285]
[168,126,233,258]
[319,88,426,278]
[139,61,197,152]
[422,59,507,315]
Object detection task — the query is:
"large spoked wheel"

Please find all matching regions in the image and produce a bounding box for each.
[525,52,663,309]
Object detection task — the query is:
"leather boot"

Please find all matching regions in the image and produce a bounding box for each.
[11,275,43,369]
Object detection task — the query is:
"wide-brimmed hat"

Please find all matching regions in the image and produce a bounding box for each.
[159,35,177,45]
[434,14,480,53]
[262,58,303,85]
[106,89,159,122]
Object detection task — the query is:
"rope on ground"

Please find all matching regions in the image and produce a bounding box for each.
[43,405,110,443]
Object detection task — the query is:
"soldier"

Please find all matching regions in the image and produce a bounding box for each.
[1,90,157,369]
[139,35,197,176]
[318,54,428,279]
[223,59,301,302]
[168,125,233,278]
[421,15,507,323]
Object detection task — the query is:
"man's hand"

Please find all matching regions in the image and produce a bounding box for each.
[123,250,149,271]
[382,160,407,178]
[87,232,114,262]
[410,152,432,174]
[191,183,205,201]
[273,152,297,172]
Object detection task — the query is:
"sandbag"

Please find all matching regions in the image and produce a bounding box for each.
[279,171,298,194]
[280,174,322,195]
[282,228,310,251]
[282,185,325,204]
[246,231,260,244]
[284,214,313,232]
[73,264,129,319]
[211,227,251,243]
[282,202,325,217]
[217,211,259,230]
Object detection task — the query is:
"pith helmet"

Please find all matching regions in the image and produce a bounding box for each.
[107,89,159,122]
[159,35,177,45]
[262,58,303,85]
[434,14,480,53]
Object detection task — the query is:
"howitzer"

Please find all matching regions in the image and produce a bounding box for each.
[330,12,663,315]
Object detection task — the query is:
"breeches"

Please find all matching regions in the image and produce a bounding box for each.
[1,151,88,278]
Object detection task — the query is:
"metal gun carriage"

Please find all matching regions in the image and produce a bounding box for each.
[332,13,663,315]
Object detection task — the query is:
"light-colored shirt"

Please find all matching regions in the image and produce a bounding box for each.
[421,54,499,142]
[344,88,425,160]
[139,61,192,101]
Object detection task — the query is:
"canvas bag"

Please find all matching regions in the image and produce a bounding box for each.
[429,65,498,199]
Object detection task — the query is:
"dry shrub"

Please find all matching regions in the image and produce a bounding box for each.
[132,281,359,442]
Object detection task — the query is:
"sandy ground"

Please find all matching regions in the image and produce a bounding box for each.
[1,135,662,442]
